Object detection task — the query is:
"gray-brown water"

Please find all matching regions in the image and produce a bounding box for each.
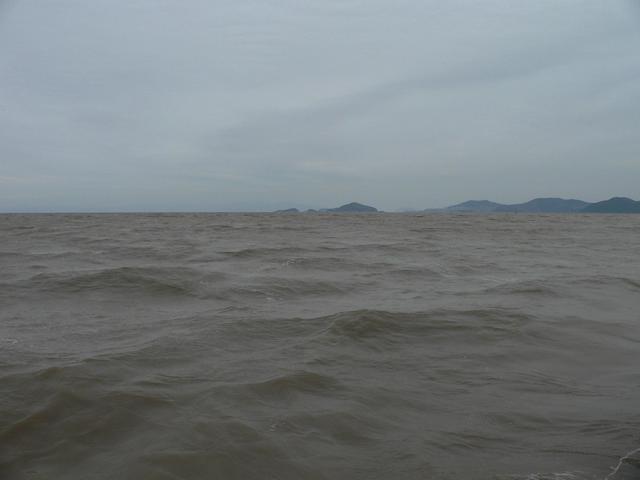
[1,213,639,480]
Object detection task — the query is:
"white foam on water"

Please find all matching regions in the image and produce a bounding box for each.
[604,446,640,480]
[523,473,578,480]
[532,473,578,480]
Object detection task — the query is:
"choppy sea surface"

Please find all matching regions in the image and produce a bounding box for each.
[1,213,639,480]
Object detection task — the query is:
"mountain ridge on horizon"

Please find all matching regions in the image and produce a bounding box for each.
[582,197,640,213]
[275,202,378,214]
[275,197,640,214]
[431,196,640,213]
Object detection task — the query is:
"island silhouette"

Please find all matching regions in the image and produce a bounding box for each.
[276,197,640,213]
[435,197,640,213]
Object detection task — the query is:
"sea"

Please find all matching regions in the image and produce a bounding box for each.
[1,213,639,480]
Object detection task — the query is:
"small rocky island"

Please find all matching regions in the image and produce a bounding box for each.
[274,208,300,213]
[322,202,378,213]
[275,202,378,213]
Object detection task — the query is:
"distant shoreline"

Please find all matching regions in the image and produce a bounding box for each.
[274,197,640,214]
[2,196,640,215]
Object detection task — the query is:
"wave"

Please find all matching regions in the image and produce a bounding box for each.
[568,275,640,291]
[17,267,227,297]
[222,246,314,259]
[0,385,177,479]
[212,277,353,300]
[484,279,561,297]
[478,275,640,298]
[37,273,355,303]
[271,410,384,446]
[273,256,379,272]
[497,473,583,480]
[359,265,444,279]
[321,308,533,342]
[138,419,325,480]
[244,371,343,398]
[191,276,357,300]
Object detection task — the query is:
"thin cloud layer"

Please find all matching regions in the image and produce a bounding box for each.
[1,0,639,211]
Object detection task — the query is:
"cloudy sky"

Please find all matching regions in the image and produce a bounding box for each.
[1,0,639,212]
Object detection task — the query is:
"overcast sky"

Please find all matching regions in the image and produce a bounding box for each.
[1,0,639,212]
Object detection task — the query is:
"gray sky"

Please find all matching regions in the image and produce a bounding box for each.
[1,0,639,212]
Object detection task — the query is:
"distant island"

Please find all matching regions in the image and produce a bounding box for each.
[275,202,378,213]
[274,197,640,214]
[322,202,378,213]
[432,197,640,214]
[274,208,301,213]
[582,197,640,213]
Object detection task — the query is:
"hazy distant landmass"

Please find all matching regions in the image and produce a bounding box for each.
[437,197,639,213]
[582,197,640,213]
[323,202,378,213]
[493,198,590,213]
[276,197,640,214]
[439,197,589,213]
[442,200,504,213]
[274,208,300,214]
[276,202,378,213]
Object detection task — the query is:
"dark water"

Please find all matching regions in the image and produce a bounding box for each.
[1,213,639,480]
